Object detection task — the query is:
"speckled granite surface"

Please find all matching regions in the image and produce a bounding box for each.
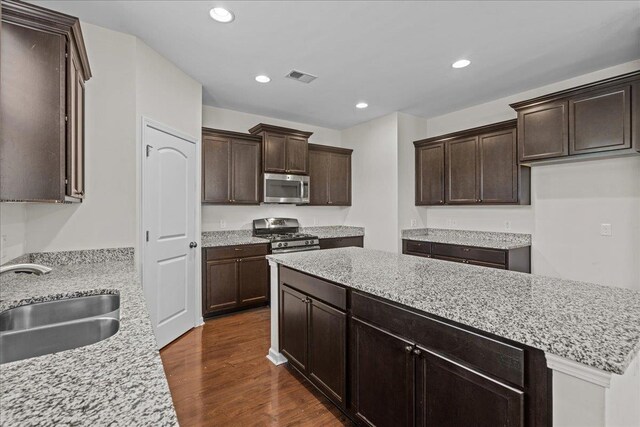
[201,226,364,248]
[301,226,364,239]
[201,230,269,248]
[268,247,640,374]
[0,255,177,425]
[402,228,531,250]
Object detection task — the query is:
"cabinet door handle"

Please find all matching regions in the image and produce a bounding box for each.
[189,242,198,248]
[462,248,470,252]
[412,348,422,357]
[404,344,414,353]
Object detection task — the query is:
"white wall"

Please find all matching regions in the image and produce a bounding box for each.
[343,113,399,251]
[0,204,27,263]
[25,24,138,253]
[416,60,640,290]
[201,105,347,231]
[397,112,429,250]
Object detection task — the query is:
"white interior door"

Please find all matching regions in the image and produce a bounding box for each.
[142,120,196,348]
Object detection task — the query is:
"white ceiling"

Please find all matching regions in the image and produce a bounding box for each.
[32,1,640,129]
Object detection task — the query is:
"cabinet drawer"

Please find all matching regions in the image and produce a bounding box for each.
[403,240,431,256]
[319,236,364,250]
[351,291,524,387]
[206,243,269,261]
[280,267,346,311]
[432,243,505,265]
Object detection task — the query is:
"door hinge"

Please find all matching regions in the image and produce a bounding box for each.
[65,53,68,58]
[146,145,152,157]
[146,231,149,242]
[65,115,68,122]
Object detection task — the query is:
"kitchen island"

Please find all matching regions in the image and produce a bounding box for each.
[267,247,640,427]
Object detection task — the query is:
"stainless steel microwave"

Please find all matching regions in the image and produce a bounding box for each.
[263,173,309,204]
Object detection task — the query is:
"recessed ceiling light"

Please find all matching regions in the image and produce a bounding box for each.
[452,59,471,69]
[255,75,271,83]
[355,102,368,109]
[209,7,234,23]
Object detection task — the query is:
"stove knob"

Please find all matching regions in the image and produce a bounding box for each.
[277,243,283,247]
[305,240,309,245]
[283,242,289,247]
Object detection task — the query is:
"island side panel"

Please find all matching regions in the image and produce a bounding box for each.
[267,260,287,365]
[547,352,640,427]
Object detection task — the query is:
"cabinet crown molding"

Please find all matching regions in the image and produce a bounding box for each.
[413,119,517,147]
[2,0,92,79]
[509,70,640,110]
[202,127,262,141]
[308,143,353,155]
[248,123,313,138]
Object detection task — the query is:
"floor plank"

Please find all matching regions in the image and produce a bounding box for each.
[160,307,353,426]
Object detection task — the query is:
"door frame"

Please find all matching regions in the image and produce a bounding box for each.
[138,116,203,332]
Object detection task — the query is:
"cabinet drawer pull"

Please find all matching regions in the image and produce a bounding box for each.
[412,348,422,356]
[404,344,414,353]
[462,248,470,252]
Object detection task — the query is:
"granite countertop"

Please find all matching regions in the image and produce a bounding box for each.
[0,250,177,426]
[268,247,640,375]
[201,226,364,248]
[201,230,269,248]
[301,226,364,239]
[402,228,531,250]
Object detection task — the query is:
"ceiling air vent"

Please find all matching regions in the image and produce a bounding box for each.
[286,70,317,84]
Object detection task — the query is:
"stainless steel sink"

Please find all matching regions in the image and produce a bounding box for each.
[0,294,120,364]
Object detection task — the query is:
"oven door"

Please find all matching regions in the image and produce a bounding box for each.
[263,173,309,204]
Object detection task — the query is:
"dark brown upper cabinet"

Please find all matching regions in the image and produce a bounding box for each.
[308,144,352,206]
[0,0,92,203]
[516,100,568,162]
[446,136,479,204]
[414,120,530,206]
[511,71,640,163]
[249,123,313,175]
[415,142,445,205]
[202,128,262,204]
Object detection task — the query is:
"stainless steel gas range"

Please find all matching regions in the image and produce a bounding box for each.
[252,218,320,254]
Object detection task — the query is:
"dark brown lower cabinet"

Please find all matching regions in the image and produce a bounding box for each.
[280,275,347,408]
[402,239,530,273]
[319,235,364,250]
[203,244,269,317]
[351,318,415,427]
[416,348,523,427]
[277,267,550,427]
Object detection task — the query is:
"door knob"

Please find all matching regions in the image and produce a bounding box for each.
[189,242,198,248]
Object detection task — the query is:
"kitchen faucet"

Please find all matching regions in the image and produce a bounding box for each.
[0,264,52,276]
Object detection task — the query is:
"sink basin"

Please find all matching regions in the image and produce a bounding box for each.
[0,294,119,331]
[0,294,120,364]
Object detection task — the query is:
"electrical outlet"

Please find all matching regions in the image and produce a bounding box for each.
[504,221,512,231]
[313,217,319,226]
[220,220,227,229]
[410,219,417,227]
[600,223,612,237]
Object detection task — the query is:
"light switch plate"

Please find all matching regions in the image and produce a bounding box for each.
[410,219,417,227]
[505,221,512,231]
[600,223,612,236]
[220,220,227,229]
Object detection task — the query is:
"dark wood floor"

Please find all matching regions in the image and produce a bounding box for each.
[160,307,353,426]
